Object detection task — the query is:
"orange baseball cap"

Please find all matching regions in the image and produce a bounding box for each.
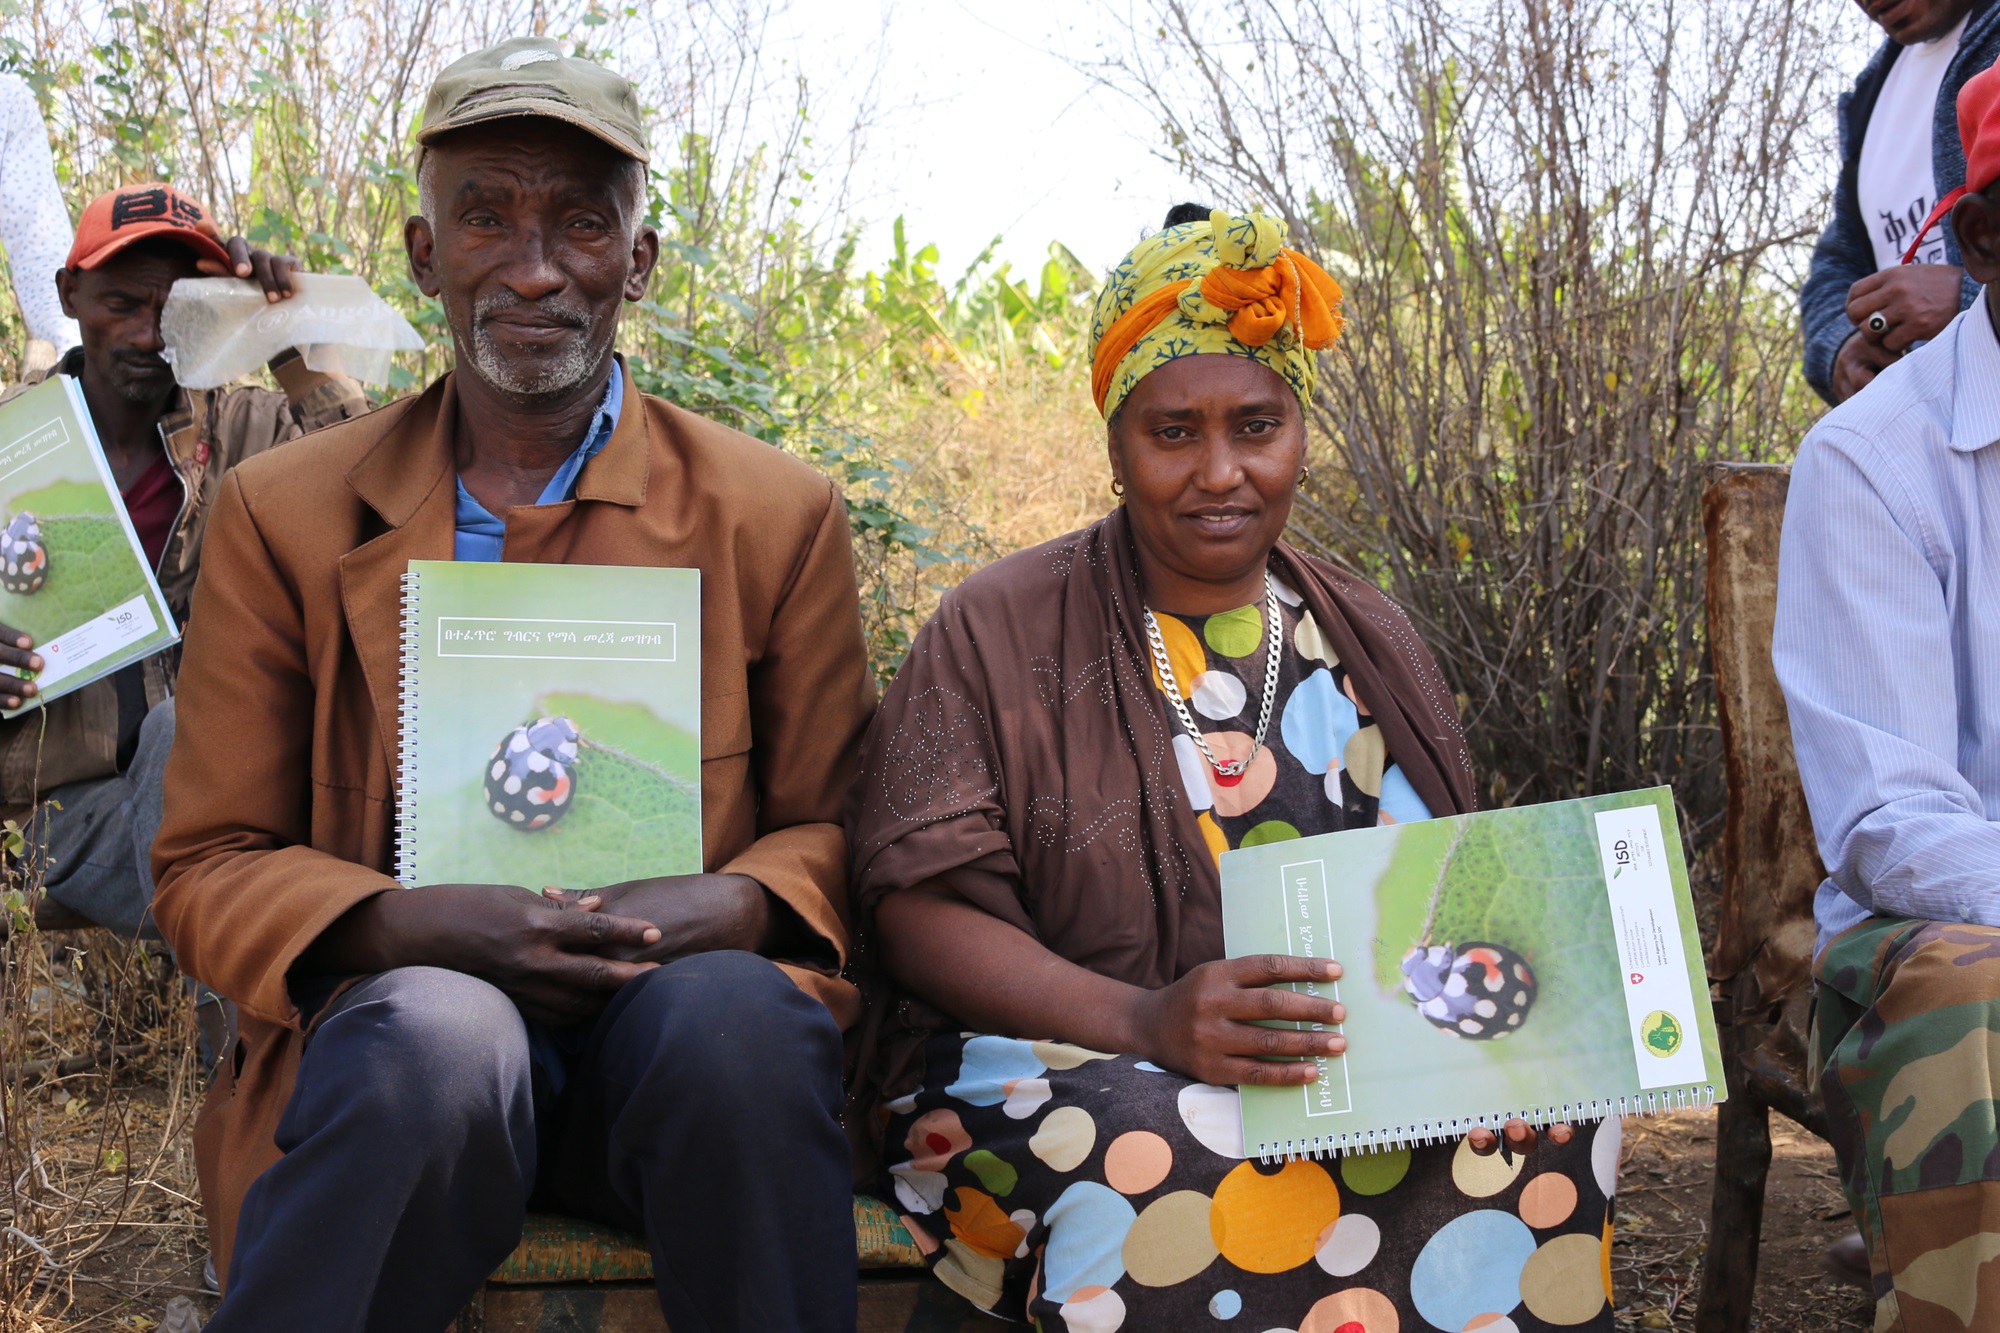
[66,182,233,272]
[1904,60,2000,264]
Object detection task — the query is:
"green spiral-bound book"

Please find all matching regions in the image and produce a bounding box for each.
[0,376,179,716]
[1220,787,1723,1158]
[395,559,702,889]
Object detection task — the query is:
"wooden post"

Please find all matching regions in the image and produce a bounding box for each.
[1696,982,1774,1333]
[1691,465,1832,1333]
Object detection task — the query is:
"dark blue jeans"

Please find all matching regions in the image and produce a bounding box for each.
[32,694,173,938]
[207,951,855,1333]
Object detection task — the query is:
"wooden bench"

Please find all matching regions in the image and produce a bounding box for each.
[456,1197,1003,1332]
[1690,464,1833,1333]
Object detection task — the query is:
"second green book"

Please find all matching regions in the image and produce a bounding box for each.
[396,559,702,889]
[1220,788,1722,1158]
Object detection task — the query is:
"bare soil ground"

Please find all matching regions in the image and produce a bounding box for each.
[1615,1111,1873,1332]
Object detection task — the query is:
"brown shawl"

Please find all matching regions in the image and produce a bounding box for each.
[844,507,1475,1132]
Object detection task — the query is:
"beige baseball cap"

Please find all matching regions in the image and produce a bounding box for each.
[418,36,649,164]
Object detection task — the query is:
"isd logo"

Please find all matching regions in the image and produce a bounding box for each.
[1641,1009,1684,1057]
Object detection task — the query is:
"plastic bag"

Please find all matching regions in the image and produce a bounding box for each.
[160,273,424,390]
[161,1295,205,1332]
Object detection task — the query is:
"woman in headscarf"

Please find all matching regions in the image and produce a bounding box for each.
[846,207,1615,1332]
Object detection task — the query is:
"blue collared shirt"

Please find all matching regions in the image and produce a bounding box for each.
[1775,296,2000,954]
[452,370,624,562]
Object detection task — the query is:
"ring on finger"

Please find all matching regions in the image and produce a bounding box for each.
[1868,311,1888,334]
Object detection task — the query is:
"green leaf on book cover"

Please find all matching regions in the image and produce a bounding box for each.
[0,515,151,643]
[10,481,116,516]
[540,692,699,778]
[425,693,701,891]
[1371,802,1623,1055]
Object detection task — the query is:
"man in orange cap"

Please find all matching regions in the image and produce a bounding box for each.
[1778,56,2000,1331]
[0,183,365,954]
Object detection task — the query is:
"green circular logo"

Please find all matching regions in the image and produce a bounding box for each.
[1641,1010,1683,1057]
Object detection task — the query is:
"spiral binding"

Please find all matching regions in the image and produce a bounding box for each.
[1253,1084,1719,1163]
[393,569,421,887]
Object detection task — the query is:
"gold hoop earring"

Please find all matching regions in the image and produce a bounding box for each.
[1298,464,1312,486]
[1111,478,1125,499]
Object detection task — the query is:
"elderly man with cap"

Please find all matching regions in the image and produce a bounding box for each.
[0,183,363,947]
[152,38,872,1333]
[1778,58,2000,1331]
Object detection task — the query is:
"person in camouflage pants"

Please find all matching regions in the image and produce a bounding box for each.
[1815,919,2000,1328]
[1776,56,2000,1333]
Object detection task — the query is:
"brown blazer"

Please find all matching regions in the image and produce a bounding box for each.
[151,361,875,1276]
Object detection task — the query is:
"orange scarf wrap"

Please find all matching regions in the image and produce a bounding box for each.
[1088,216,1344,417]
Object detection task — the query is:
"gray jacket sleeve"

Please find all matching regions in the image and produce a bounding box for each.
[1801,91,1875,405]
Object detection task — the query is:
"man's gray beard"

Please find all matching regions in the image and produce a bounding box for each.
[447,290,612,400]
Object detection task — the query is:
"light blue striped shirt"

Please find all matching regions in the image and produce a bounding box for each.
[1775,295,2000,955]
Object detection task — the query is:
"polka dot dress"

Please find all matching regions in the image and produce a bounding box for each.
[883,1042,1615,1331]
[878,581,1615,1331]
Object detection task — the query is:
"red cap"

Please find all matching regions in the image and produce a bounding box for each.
[66,182,232,272]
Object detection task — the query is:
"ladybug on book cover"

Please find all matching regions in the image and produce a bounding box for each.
[484,715,579,831]
[1396,820,1540,1038]
[0,512,48,594]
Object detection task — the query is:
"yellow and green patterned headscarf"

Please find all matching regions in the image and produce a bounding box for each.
[1089,209,1344,420]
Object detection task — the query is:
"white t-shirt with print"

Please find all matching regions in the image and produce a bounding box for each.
[1859,17,1969,271]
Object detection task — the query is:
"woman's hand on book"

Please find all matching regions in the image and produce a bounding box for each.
[0,620,41,709]
[302,883,662,1025]
[1130,954,1347,1088]
[1467,1120,1575,1158]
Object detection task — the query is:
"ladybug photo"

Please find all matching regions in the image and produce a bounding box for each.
[425,687,701,890]
[1399,940,1538,1039]
[483,716,582,831]
[0,470,151,649]
[1364,798,1639,1081]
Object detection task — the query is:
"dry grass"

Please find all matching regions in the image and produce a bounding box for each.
[0,926,206,1332]
[910,361,1110,557]
[814,341,1112,679]
[857,347,1113,642]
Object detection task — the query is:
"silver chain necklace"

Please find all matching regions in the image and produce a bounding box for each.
[1144,572,1283,779]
